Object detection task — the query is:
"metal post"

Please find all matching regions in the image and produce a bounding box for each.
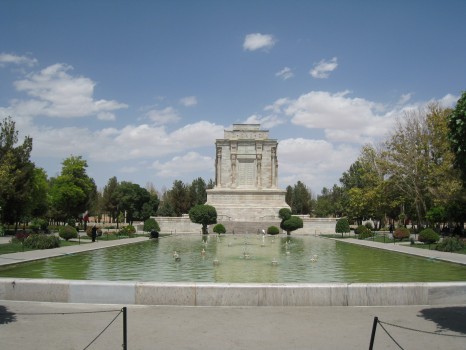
[368,316,378,350]
[122,307,127,350]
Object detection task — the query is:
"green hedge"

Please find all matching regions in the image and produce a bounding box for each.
[23,234,60,249]
[267,226,280,235]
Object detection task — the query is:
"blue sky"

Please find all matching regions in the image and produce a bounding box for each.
[1,0,465,194]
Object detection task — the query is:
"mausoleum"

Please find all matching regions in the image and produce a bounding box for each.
[206,124,289,222]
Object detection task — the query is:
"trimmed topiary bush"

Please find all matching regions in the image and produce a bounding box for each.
[59,225,78,241]
[23,234,60,249]
[418,228,440,245]
[267,225,280,235]
[393,227,410,241]
[143,218,160,232]
[213,223,226,234]
[335,218,350,237]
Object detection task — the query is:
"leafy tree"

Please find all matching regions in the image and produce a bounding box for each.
[48,156,96,223]
[291,181,312,215]
[167,180,190,216]
[335,217,350,237]
[115,181,151,224]
[285,185,293,207]
[448,92,466,183]
[102,176,119,223]
[0,117,35,227]
[189,204,217,234]
[189,177,207,207]
[315,185,345,217]
[29,168,49,218]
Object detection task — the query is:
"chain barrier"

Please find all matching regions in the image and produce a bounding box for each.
[377,321,405,350]
[370,316,466,350]
[82,309,123,350]
[0,307,125,350]
[379,320,466,338]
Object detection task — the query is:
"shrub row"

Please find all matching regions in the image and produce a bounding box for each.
[23,234,60,249]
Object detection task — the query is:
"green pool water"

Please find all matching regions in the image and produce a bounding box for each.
[0,235,465,283]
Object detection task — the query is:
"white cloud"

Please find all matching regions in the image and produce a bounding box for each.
[278,138,359,192]
[397,93,413,105]
[275,67,294,80]
[243,33,276,51]
[309,57,338,79]
[146,107,180,125]
[12,63,127,118]
[179,96,198,107]
[243,114,285,129]
[0,53,38,67]
[151,151,213,178]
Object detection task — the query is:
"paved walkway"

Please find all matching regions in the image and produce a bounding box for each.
[0,236,148,267]
[1,300,465,349]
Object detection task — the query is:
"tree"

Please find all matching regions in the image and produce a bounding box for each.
[102,176,119,223]
[167,180,190,216]
[189,177,207,207]
[115,181,151,224]
[189,204,217,234]
[278,208,303,235]
[48,156,96,223]
[448,92,466,183]
[291,181,312,215]
[335,217,350,237]
[0,117,35,227]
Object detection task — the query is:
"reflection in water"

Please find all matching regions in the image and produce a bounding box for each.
[0,235,465,283]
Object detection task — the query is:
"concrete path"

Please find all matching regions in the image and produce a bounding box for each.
[339,237,466,266]
[0,236,148,267]
[1,300,465,349]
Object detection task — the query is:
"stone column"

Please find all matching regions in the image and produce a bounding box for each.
[230,154,237,188]
[256,154,262,188]
[215,147,222,187]
[271,147,276,188]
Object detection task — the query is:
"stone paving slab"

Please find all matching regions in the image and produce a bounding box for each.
[0,300,465,350]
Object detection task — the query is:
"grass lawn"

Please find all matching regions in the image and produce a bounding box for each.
[0,239,83,255]
[409,242,466,255]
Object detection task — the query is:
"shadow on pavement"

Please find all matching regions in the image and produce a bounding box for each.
[0,305,16,324]
[419,306,466,334]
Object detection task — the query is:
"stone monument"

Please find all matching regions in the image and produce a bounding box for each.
[206,124,289,222]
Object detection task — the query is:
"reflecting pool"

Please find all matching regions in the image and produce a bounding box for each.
[0,235,465,283]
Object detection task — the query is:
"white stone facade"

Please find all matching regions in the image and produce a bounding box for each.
[207,124,289,221]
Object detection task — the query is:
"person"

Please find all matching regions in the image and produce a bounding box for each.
[91,225,97,242]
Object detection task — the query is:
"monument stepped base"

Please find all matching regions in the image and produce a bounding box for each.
[206,188,289,222]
